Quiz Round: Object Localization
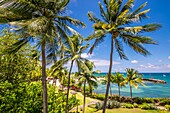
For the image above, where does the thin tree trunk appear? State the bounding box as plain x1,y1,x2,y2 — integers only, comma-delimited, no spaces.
110,85,112,100
42,41,48,113
102,37,114,113
82,80,86,113
66,60,74,113
118,84,120,101
130,85,132,98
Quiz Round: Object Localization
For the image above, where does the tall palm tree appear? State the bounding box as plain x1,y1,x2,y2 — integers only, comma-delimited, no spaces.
86,0,161,112
52,35,90,112
125,68,144,98
50,60,68,87
112,72,125,100
76,60,98,113
0,1,85,112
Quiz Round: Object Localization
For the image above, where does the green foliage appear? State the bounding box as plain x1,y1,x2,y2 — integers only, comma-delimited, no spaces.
165,105,170,111
0,81,78,112
133,103,138,108
159,99,170,106
122,103,134,109
132,97,154,104
107,100,120,109
95,102,104,110
91,94,105,100
139,103,157,110
0,31,41,83
95,100,120,111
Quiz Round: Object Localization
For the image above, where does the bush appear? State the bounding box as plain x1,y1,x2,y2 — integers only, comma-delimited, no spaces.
122,103,134,109
0,81,78,112
133,103,138,108
107,100,120,109
139,103,157,110
95,102,103,110
159,99,170,106
96,94,105,100
165,105,170,110
95,100,120,111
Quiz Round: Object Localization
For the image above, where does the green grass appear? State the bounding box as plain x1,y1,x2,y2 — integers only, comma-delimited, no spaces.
94,108,170,113
71,91,170,113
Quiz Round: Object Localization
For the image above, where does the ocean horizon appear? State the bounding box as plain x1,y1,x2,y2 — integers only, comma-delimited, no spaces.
93,73,170,98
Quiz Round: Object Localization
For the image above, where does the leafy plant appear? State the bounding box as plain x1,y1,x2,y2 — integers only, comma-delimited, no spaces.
122,103,134,109
139,103,157,110
159,99,170,106
165,105,170,111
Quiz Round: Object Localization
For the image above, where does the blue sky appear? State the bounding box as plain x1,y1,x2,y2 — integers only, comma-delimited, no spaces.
67,0,170,72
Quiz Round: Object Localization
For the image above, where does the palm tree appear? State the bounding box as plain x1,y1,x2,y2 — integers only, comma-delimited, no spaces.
112,72,125,100
52,35,90,112
76,60,98,113
125,68,144,98
50,60,68,88
86,0,161,112
0,1,85,112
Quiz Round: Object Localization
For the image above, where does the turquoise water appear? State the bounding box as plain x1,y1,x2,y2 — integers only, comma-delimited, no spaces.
93,73,170,98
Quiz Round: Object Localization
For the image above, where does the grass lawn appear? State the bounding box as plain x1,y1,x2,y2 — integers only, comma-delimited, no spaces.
72,91,170,113
94,108,170,113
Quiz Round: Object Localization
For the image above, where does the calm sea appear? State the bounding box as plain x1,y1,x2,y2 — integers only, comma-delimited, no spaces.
93,73,170,98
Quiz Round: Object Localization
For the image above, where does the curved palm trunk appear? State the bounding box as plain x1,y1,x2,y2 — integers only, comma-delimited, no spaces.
42,41,48,113
66,60,74,113
110,85,112,100
130,85,132,98
82,80,86,113
118,84,120,101
102,38,114,113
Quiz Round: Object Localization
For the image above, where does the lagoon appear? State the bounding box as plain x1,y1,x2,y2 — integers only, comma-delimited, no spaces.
93,73,170,98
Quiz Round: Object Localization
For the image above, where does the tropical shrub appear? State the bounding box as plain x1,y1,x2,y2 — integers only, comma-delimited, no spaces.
122,103,134,109
133,103,138,108
159,99,170,106
107,100,120,109
165,105,170,111
95,102,103,110
95,100,120,110
139,103,157,110
0,81,78,112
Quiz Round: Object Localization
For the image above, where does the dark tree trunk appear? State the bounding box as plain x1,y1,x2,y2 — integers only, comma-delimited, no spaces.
102,37,114,113
42,41,48,113
110,85,112,100
130,85,132,98
66,60,74,113
118,84,120,101
82,80,86,113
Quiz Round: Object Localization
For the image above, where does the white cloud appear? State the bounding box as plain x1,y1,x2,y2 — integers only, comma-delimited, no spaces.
139,63,158,69
168,56,170,59
131,60,138,64
90,59,120,66
81,53,94,58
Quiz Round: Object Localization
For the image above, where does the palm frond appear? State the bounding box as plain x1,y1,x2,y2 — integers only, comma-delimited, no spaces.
115,39,128,60
98,2,109,23
88,35,106,54
88,12,102,23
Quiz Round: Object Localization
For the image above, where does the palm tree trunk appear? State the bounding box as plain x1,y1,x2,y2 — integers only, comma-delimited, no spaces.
82,80,86,113
66,60,74,113
118,84,120,101
110,85,112,100
102,37,114,113
42,41,48,113
130,85,132,98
